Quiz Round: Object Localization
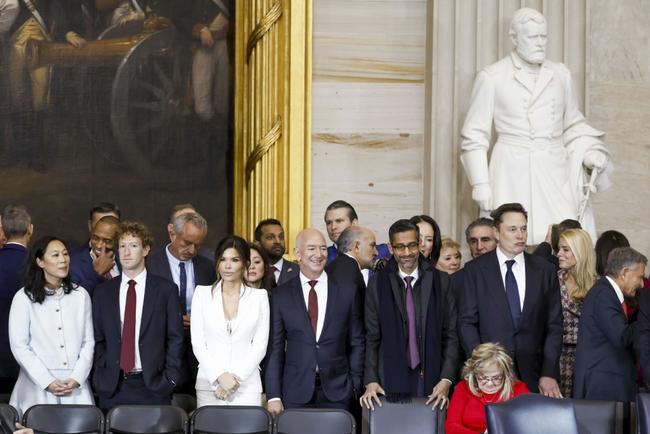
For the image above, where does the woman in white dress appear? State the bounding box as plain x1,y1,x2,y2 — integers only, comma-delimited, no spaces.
9,236,94,417
191,235,270,407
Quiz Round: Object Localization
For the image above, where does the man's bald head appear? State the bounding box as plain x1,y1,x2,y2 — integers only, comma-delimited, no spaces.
294,228,328,279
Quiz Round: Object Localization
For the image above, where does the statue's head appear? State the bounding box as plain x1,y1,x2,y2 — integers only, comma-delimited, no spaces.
509,8,547,64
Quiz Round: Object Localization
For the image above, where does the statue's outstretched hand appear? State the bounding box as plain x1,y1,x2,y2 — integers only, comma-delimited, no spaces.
471,183,492,212
583,150,608,170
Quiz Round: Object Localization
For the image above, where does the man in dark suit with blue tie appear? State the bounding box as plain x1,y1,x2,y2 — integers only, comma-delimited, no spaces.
265,228,364,417
145,211,215,391
254,218,299,285
92,221,184,411
459,202,563,396
574,247,647,401
0,205,32,393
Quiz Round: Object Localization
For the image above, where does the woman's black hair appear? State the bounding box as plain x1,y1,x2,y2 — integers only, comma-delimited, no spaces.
248,243,277,290
214,235,251,281
409,214,443,264
595,230,630,276
24,236,75,304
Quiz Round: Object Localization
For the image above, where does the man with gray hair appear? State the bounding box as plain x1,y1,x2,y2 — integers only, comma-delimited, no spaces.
464,217,497,259
146,211,216,391
573,247,647,401
326,226,378,301
459,7,611,244
0,205,33,393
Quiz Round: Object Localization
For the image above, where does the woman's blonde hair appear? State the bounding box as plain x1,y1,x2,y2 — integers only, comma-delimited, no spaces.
440,237,461,251
463,342,517,401
560,229,596,300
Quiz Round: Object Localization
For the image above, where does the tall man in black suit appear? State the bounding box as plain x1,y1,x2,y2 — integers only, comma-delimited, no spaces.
325,225,378,303
254,218,298,285
459,202,563,396
92,221,184,411
574,247,647,401
265,228,364,416
361,219,459,411
146,211,215,390
0,205,32,393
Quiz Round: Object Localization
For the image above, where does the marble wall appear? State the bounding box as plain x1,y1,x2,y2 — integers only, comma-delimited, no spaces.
311,0,650,258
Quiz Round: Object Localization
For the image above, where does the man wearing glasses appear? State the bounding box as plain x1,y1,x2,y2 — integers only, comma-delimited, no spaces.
361,219,459,410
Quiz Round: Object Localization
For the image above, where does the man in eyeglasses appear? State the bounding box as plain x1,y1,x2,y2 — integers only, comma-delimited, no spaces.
361,219,459,411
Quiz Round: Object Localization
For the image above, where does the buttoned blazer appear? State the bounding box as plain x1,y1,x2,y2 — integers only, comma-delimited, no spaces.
573,277,637,401
0,243,27,378
265,274,364,404
91,273,184,397
363,257,459,387
459,250,563,391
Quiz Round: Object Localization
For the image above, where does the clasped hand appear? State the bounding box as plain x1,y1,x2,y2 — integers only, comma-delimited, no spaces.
47,378,79,396
214,372,240,400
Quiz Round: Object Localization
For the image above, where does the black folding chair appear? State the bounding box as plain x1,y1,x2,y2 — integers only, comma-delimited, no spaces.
571,399,617,434
486,394,580,434
106,405,188,433
172,394,197,415
362,397,443,434
0,404,18,434
22,404,104,434
637,393,650,434
190,405,272,433
276,409,355,434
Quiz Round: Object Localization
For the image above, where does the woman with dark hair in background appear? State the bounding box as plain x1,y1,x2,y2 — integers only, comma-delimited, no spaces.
595,230,630,277
246,244,276,291
191,235,269,407
8,236,94,417
410,214,442,264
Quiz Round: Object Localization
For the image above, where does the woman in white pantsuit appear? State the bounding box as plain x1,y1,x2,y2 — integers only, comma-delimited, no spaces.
9,236,94,417
191,235,269,407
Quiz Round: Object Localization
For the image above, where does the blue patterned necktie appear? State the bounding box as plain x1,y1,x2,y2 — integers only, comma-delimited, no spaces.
505,259,521,328
179,262,187,315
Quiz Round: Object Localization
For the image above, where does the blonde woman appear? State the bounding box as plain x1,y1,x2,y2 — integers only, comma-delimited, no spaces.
436,238,462,274
446,343,529,434
556,228,596,398
191,236,269,407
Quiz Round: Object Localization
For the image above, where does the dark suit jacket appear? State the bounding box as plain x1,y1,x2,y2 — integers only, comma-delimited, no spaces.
532,242,559,269
145,247,216,290
573,277,637,401
0,243,27,378
265,274,365,405
364,257,459,387
326,243,391,266
325,253,366,304
459,250,562,391
277,259,299,286
92,272,185,398
69,246,120,297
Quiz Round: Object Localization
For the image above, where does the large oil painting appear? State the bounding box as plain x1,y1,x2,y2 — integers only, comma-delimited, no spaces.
0,0,233,247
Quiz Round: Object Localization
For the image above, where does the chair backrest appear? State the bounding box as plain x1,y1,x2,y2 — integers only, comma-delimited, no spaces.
22,404,104,434
362,397,443,434
276,409,355,434
486,394,580,434
172,394,197,415
106,405,188,434
637,394,650,434
571,399,617,434
0,404,18,434
190,405,272,434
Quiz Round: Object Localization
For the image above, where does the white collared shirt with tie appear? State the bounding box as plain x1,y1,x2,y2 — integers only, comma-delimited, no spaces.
495,247,526,310
300,272,328,341
119,269,147,371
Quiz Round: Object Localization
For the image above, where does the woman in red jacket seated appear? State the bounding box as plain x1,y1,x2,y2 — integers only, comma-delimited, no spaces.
446,343,529,434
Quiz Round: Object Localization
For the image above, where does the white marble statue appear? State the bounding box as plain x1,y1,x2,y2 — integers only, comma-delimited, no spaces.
459,7,612,244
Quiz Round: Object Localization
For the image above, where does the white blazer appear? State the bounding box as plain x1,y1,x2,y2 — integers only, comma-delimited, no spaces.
191,282,269,395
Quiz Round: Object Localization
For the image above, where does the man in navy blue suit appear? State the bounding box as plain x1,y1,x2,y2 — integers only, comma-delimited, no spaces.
459,203,563,396
574,247,647,401
265,228,364,416
92,221,184,411
70,215,121,296
0,205,32,393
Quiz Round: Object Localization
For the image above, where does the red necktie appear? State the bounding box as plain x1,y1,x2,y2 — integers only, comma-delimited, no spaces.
622,300,629,318
271,266,279,285
120,279,137,373
308,280,318,336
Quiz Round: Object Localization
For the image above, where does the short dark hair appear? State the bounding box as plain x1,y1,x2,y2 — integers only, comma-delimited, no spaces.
389,219,420,244
254,218,283,242
117,221,153,248
95,215,120,229
89,202,121,220
214,235,251,279
1,205,31,238
490,203,527,228
325,200,358,222
464,217,495,242
595,230,630,276
24,236,75,304
410,214,442,263
605,247,647,278
551,219,582,252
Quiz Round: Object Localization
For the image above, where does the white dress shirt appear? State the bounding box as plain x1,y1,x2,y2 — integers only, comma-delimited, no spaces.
119,270,147,371
165,245,196,313
496,247,526,310
300,272,328,342
606,276,625,304
398,267,420,287
345,252,370,286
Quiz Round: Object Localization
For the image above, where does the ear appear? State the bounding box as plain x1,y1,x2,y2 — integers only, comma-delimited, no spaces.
167,224,175,241
27,224,34,236
87,220,93,234
142,245,151,257
351,218,359,226
36,257,45,269
388,243,394,255
293,246,301,261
